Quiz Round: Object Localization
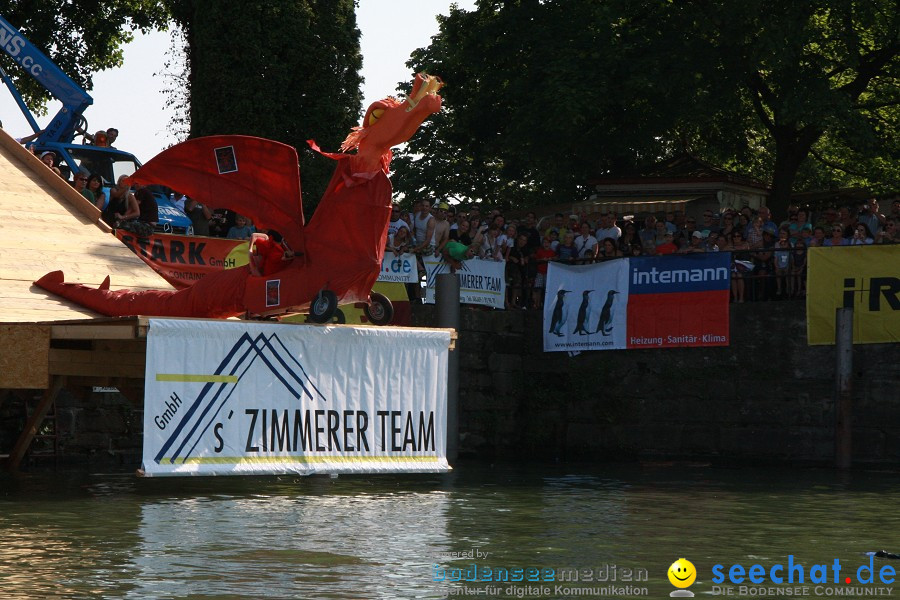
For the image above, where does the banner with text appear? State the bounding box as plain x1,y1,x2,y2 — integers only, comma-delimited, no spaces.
377,252,419,283
142,319,450,476
807,245,900,345
543,253,731,352
423,257,506,309
116,231,246,288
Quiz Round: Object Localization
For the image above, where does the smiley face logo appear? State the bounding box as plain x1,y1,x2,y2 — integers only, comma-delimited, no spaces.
668,558,696,588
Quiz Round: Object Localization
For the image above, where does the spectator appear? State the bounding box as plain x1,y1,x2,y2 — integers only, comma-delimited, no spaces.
442,240,478,270
815,206,840,230
719,211,738,239
595,212,621,242
754,227,777,300
519,212,542,250
618,221,639,252
653,220,668,247
433,202,452,258
758,206,777,232
106,127,119,148
628,243,644,257
412,199,436,255
664,211,678,233
171,192,187,212
700,209,719,235
573,222,599,260
480,223,504,260
599,237,623,258
705,230,723,252
452,219,473,245
85,174,106,208
185,197,212,236
774,233,792,298
99,175,139,228
730,230,752,303
117,187,158,237
639,215,657,247
680,231,706,253
532,236,556,308
40,151,56,168
388,222,414,255
851,223,874,245
878,219,899,244
810,226,826,247
837,206,856,237
656,231,678,255
543,213,568,240
548,229,560,251
858,200,885,236
889,198,900,222
506,233,531,309
71,172,93,203
501,224,518,260
227,214,255,240
824,225,848,246
556,232,578,264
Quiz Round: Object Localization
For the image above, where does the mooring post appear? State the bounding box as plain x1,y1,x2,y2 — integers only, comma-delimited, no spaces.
436,273,460,463
835,307,853,470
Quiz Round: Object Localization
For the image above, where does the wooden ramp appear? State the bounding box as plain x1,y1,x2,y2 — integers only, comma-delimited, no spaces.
0,129,172,324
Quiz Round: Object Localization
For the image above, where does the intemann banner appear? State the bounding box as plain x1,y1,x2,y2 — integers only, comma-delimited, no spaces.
142,319,451,476
423,257,505,309
807,245,900,345
544,253,731,352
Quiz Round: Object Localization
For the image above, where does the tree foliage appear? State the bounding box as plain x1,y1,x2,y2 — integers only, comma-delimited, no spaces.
167,0,362,216
0,1,169,114
394,0,900,215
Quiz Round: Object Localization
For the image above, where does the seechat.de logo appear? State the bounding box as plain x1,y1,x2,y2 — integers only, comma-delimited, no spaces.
668,558,697,597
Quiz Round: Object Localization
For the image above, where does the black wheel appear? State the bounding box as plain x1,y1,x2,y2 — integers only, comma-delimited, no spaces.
364,292,394,325
308,289,338,323
332,308,346,324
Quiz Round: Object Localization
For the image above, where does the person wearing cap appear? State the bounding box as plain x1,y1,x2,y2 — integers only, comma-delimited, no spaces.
442,239,477,270
40,151,56,168
679,230,707,253
432,201,451,258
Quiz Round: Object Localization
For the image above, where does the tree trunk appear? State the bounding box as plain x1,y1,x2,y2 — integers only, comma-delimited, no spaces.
767,127,822,218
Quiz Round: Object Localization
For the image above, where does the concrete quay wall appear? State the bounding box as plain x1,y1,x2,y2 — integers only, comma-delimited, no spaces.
414,300,900,465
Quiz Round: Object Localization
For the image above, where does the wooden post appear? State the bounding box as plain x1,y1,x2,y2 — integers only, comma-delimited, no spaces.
835,308,853,470
5,375,66,471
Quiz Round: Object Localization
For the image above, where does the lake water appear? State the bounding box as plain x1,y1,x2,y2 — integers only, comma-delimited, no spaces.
1,462,899,599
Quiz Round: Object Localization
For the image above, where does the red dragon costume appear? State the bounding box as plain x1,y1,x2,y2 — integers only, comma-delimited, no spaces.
35,73,443,320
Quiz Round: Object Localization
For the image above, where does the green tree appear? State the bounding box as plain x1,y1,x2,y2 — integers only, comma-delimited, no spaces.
0,1,169,114
167,0,362,216
394,0,900,215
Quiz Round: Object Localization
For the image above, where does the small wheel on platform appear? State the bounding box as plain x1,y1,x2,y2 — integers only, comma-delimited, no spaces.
332,308,346,324
364,292,393,325
308,289,338,323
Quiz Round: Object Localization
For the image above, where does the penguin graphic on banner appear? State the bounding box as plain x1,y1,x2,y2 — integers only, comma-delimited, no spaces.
573,290,593,335
596,290,619,336
549,290,570,336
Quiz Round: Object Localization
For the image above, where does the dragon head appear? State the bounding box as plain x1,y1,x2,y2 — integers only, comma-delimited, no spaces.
341,72,443,172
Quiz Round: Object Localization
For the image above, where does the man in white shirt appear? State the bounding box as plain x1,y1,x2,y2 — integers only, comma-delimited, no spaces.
388,202,410,238
594,212,622,242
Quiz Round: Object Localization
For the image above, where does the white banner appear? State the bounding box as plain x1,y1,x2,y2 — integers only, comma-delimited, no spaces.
423,257,506,309
142,319,450,476
377,252,419,283
543,261,629,352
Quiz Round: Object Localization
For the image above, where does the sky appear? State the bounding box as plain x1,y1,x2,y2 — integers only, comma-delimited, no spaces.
0,0,475,163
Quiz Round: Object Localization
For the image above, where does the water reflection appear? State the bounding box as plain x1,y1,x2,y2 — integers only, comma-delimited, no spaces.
0,464,899,599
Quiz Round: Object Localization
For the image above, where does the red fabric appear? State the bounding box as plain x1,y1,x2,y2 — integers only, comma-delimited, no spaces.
128,136,306,254
253,237,288,276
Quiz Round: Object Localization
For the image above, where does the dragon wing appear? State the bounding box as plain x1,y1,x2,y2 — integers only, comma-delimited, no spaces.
129,135,305,251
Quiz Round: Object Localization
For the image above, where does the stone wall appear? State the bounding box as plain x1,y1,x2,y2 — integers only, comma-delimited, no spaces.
414,300,900,465
2,300,896,468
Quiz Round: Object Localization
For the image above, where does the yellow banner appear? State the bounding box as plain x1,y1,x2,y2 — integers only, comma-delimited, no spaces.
807,245,900,345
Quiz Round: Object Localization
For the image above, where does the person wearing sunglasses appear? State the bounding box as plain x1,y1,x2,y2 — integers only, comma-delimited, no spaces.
824,225,849,246
71,172,94,203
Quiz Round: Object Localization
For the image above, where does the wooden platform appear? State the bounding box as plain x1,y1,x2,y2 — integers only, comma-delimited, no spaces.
0,129,173,324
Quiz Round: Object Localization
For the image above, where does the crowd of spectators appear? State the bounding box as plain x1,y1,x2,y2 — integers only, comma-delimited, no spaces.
386,198,900,309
